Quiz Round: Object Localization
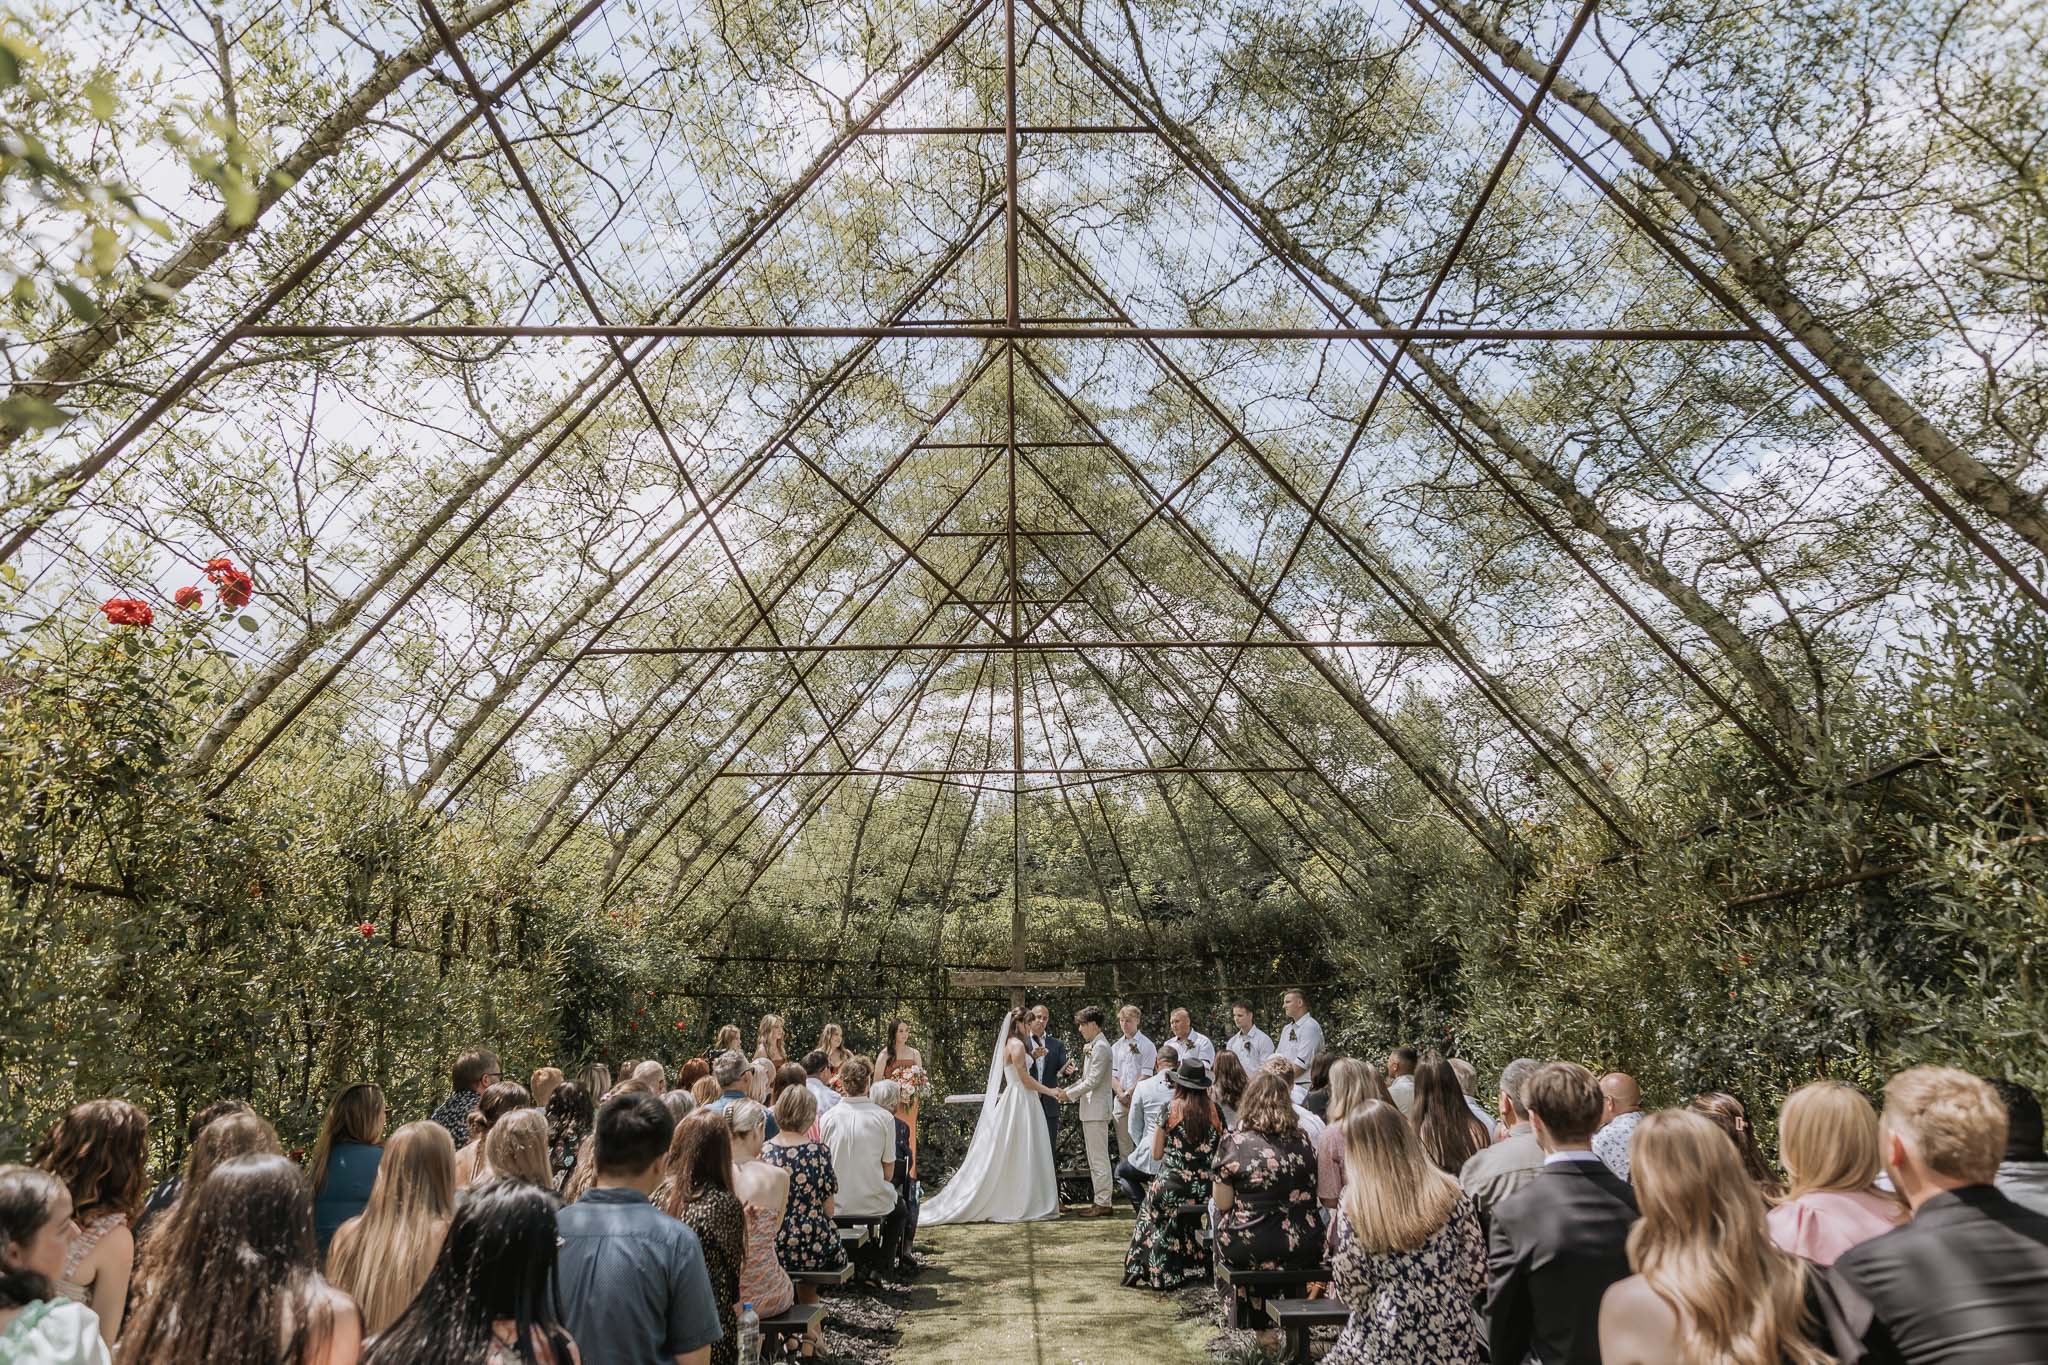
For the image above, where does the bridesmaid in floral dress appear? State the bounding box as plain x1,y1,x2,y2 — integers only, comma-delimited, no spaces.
1122,1060,1221,1290
877,1019,925,1174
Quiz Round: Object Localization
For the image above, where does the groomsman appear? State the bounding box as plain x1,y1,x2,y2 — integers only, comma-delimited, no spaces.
1225,999,1274,1073
1276,988,1324,1102
1166,1008,1216,1069
1110,1005,1156,1161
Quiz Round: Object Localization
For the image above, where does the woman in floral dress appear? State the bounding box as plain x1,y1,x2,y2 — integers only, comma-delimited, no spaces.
762,1086,847,1274
659,1112,747,1365
1324,1102,1485,1364
1122,1059,1221,1290
1213,1071,1324,1331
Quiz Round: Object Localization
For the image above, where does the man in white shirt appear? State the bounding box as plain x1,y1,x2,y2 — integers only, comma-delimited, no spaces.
802,1049,841,1119
1224,999,1274,1074
1275,989,1324,1102
1166,1008,1216,1070
1110,1005,1157,1162
1115,1044,1180,1208
817,1056,900,1280
1387,1045,1418,1114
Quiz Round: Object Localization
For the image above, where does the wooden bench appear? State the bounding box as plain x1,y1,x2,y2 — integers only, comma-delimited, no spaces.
1270,1296,1349,1361
1215,1262,1331,1331
788,1262,855,1287
832,1213,884,1248
757,1301,824,1357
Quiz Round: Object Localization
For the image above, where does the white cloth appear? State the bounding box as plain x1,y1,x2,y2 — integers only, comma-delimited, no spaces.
819,1094,897,1217
805,1076,841,1118
1292,1104,1325,1145
1112,1031,1157,1096
1593,1109,1643,1182
1125,1070,1175,1175
919,1018,1058,1226
1226,1026,1274,1072
1167,1029,1216,1069
1069,1035,1113,1121
1275,1013,1323,1073
1388,1073,1415,1114
1464,1093,1495,1137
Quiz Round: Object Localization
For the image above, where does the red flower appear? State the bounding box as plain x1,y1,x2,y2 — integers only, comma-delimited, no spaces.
173,585,203,609
358,922,375,938
675,1020,687,1031
99,597,153,626
217,569,253,609
203,556,235,578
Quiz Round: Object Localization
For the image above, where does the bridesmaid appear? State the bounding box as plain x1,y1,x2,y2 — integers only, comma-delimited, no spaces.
877,1018,924,1174
813,1025,849,1082
753,1016,787,1069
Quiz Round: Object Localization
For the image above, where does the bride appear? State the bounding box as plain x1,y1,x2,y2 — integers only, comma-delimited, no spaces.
919,1007,1061,1225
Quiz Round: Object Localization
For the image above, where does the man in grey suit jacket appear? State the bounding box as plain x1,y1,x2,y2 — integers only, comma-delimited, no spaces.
1059,1006,1116,1215
1461,1057,1545,1232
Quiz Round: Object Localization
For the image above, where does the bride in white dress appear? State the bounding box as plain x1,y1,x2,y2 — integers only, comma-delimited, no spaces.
920,1007,1062,1225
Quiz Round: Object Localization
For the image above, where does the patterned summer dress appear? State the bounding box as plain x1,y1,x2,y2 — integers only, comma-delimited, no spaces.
739,1198,794,1318
1121,1115,1218,1290
54,1214,124,1307
678,1187,747,1365
1212,1128,1323,1272
762,1140,848,1273
1323,1195,1486,1364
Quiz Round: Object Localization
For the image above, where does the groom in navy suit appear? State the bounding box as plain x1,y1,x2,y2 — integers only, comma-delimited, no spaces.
1026,1004,1068,1157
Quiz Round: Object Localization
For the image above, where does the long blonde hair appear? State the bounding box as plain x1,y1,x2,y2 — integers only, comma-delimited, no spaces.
1326,1058,1389,1125
1628,1109,1831,1365
1339,1102,1461,1252
755,1014,786,1064
307,1083,384,1195
478,1108,551,1187
327,1121,455,1335
1778,1081,1895,1205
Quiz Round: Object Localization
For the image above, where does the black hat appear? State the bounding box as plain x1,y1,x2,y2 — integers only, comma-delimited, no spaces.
1172,1059,1213,1090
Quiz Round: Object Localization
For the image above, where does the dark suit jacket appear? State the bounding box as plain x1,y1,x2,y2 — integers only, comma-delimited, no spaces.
1486,1157,1639,1365
1032,1033,1068,1136
1827,1185,2048,1364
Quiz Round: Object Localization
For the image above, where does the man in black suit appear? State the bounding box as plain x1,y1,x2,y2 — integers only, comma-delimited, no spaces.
1026,1003,1068,1157
1827,1066,2048,1364
1485,1061,1638,1365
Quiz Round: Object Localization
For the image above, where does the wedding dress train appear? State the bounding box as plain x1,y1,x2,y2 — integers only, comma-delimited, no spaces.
919,1016,1060,1225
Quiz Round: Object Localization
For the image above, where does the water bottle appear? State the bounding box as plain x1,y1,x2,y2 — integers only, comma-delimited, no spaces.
736,1301,762,1365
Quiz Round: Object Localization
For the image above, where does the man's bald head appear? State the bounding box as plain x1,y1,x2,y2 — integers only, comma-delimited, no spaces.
1600,1071,1641,1116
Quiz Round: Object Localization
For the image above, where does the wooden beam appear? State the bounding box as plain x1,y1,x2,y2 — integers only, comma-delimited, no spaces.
949,969,1088,991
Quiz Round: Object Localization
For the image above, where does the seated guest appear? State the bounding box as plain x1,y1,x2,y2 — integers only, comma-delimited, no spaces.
309,1082,385,1254
769,1063,807,1108
1302,1051,1338,1120
1828,1066,2048,1364
531,1068,565,1109
1386,1046,1419,1114
690,1076,722,1108
1411,1052,1490,1175
818,1057,902,1283
661,1091,697,1125
872,1079,920,1275
0,1165,113,1365
33,1099,148,1346
575,1063,613,1101
546,1082,595,1194
118,1154,361,1365
633,1060,669,1093
1689,1091,1782,1196
1122,1059,1220,1290
1485,1061,1639,1365
675,1058,712,1093
1212,1050,1248,1128
801,1051,842,1120
328,1121,455,1336
1261,1057,1325,1143
1592,1072,1643,1182
1449,1059,1498,1137
430,1050,502,1148
1767,1080,1904,1264
130,1111,282,1301
1460,1058,1544,1228
1599,1109,1831,1365
1319,1059,1389,1209
659,1114,746,1365
364,1179,579,1364
1323,1103,1485,1364
136,1100,249,1236
1213,1072,1323,1334
726,1100,794,1321
1115,1046,1180,1209
763,1084,847,1340
479,1108,551,1187
1993,1079,2048,1217
551,1092,718,1365
705,1052,779,1138
454,1081,531,1186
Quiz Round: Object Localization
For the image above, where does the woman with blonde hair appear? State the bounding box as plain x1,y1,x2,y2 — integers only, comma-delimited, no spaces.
477,1108,552,1187
1323,1101,1484,1363
1599,1109,1832,1365
453,1081,530,1185
308,1082,385,1255
814,1023,849,1077
328,1120,457,1336
754,1015,788,1068
1319,1059,1390,1209
1767,1081,1903,1264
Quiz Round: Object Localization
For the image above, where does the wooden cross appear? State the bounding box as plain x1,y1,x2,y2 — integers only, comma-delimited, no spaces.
950,968,1086,1007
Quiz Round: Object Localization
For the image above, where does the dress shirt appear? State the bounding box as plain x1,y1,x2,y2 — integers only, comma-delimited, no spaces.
1275,1013,1323,1074
1167,1029,1216,1069
1591,1109,1642,1182
1126,1071,1175,1175
806,1076,841,1118
818,1094,898,1217
1112,1031,1157,1101
1388,1073,1415,1114
1292,1103,1325,1145
1226,1026,1275,1072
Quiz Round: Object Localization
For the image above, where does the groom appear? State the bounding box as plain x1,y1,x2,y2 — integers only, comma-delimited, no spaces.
1026,1004,1067,1156
1057,1006,1115,1215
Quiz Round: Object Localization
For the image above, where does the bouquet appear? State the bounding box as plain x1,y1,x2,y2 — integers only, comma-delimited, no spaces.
897,1063,931,1102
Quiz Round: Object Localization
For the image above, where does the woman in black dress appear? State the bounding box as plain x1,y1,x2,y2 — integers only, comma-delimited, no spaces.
1122,1060,1221,1290
1213,1071,1323,1334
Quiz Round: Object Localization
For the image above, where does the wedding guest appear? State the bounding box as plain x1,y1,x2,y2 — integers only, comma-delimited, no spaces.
801,1051,842,1121
1599,1109,1831,1365
1460,1058,1544,1227
1319,1059,1390,1209
1411,1052,1490,1176
136,1099,249,1236
478,1108,551,1187
675,1058,711,1093
1828,1066,2048,1364
662,1091,698,1124
327,1121,455,1336
1302,1051,1339,1120
1448,1058,1498,1136
1386,1046,1419,1114
690,1077,722,1107
1275,990,1325,1095
706,1052,779,1137
454,1081,531,1185
0,1165,112,1365
726,1100,795,1319
871,1080,921,1274
130,1111,283,1302
1165,1007,1216,1069
1323,1103,1486,1364
1122,1059,1221,1291
814,1024,849,1076
818,1057,901,1283
430,1050,502,1148
634,1060,669,1093
117,1153,361,1365
711,1025,743,1060
1690,1091,1782,1196
546,1082,595,1194
763,1084,849,1279
1212,1050,1248,1128
1261,1056,1326,1143
1116,1045,1180,1209
878,1018,926,1170
531,1068,565,1109
550,1093,719,1365
1225,1000,1275,1074
754,1015,788,1068
1110,1006,1157,1162
364,1178,579,1365
308,1083,385,1254
33,1099,147,1345
1592,1072,1644,1182
1767,1080,1904,1263
1992,1079,2048,1216
575,1063,613,1101
1484,1062,1638,1365
1213,1072,1322,1332
660,1113,745,1365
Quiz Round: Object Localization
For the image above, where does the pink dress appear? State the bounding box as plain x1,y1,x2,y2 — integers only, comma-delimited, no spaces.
739,1199,794,1317
1767,1188,1903,1264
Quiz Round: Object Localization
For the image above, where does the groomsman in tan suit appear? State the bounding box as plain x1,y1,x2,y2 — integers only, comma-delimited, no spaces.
1060,1006,1116,1216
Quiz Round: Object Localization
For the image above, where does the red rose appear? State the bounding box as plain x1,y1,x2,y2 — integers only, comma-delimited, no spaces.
173,585,203,609
358,921,375,938
203,556,235,578
99,597,154,626
217,569,253,609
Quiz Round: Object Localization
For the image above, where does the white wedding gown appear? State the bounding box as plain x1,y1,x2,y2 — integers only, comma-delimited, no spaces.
919,1020,1059,1225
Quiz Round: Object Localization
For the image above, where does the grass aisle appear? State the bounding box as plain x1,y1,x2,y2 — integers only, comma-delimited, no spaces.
893,1215,1214,1364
